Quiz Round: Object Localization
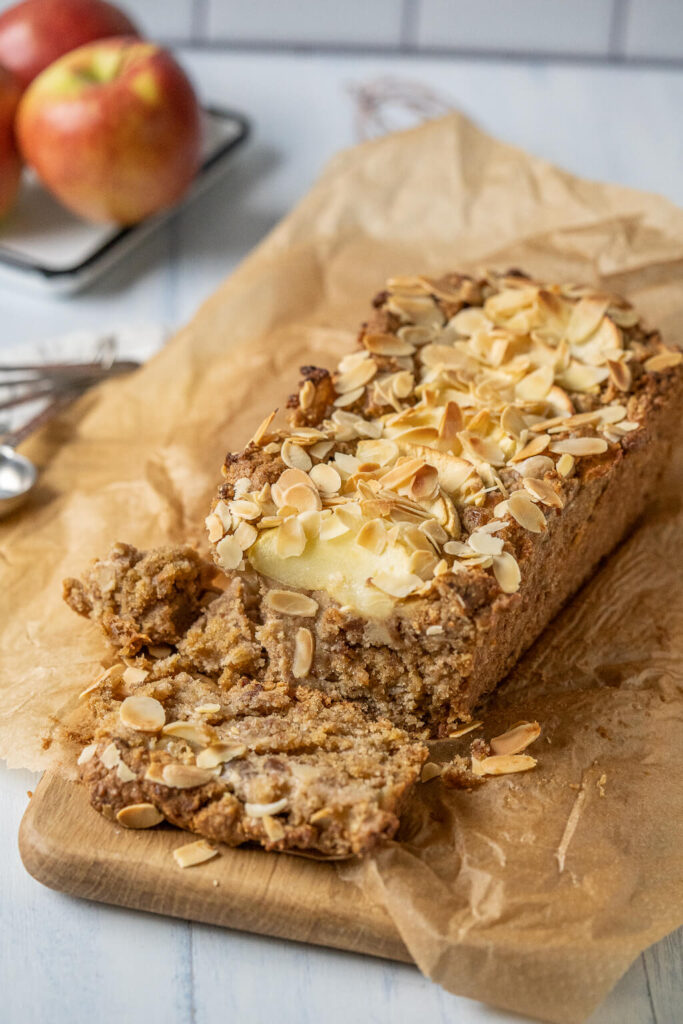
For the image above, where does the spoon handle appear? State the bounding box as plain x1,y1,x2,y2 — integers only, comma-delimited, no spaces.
1,389,81,449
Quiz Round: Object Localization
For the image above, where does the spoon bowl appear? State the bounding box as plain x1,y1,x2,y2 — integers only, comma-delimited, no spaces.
0,444,37,518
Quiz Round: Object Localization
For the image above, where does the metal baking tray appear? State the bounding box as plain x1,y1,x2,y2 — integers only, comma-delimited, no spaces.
0,106,250,295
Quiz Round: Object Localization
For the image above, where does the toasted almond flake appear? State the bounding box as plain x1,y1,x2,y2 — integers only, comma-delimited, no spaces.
234,521,258,551
409,549,439,578
195,703,221,715
335,358,377,394
310,807,334,824
120,695,165,733
438,401,464,439
379,457,425,491
500,404,528,438
262,814,286,841
117,803,164,829
205,513,225,543
250,409,277,446
515,366,554,402
392,370,415,398
229,498,261,521
117,761,137,783
280,483,322,513
333,385,366,408
213,500,233,531
509,434,550,462
556,453,575,477
559,362,609,392
409,464,440,501
449,306,491,335
492,552,521,594
425,624,444,636
468,530,504,555
275,516,307,558
77,743,97,766
356,439,398,466
364,332,415,356
507,490,547,533
162,721,213,746
299,379,316,410
162,763,216,789
607,359,632,391
216,534,243,571
265,590,319,617
173,839,219,868
421,762,443,782
371,569,423,598
448,721,483,739
196,742,247,768
309,463,341,494
79,662,125,699
550,437,608,457
148,644,173,659
122,665,149,687
319,514,350,540
645,349,683,372
523,477,564,508
281,438,313,472
459,431,506,467
309,439,334,460
491,721,541,755
566,296,609,343
356,518,387,555
245,798,288,817
292,627,314,678
234,477,252,498
515,455,555,479
333,451,361,476
471,753,537,776
100,742,121,769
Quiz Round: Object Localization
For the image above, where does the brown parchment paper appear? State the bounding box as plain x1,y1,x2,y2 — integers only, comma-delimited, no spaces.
1,111,683,1022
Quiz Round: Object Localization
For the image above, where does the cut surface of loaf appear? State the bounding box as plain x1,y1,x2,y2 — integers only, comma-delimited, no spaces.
65,544,427,858
208,270,683,735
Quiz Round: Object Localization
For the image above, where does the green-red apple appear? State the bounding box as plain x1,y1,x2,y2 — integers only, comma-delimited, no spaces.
0,0,139,90
0,64,22,216
17,37,202,224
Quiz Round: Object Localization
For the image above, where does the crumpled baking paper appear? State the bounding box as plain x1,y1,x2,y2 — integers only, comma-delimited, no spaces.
1,111,682,1023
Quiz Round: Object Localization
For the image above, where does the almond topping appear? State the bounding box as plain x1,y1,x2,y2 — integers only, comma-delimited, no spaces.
117,803,164,829
356,518,387,555
77,743,98,765
234,521,258,550
421,762,443,782
281,439,312,472
162,763,216,789
468,530,504,555
262,815,286,842
492,552,521,594
162,721,213,746
245,798,288,817
196,743,247,768
122,665,148,686
276,516,307,558
265,590,319,616
173,839,219,868
509,434,550,462
117,762,137,783
491,721,541,755
556,453,575,477
249,410,277,446
644,350,682,372
120,695,165,733
506,491,547,533
292,627,314,678
308,463,341,494
216,534,243,571
371,569,423,598
205,513,225,543
448,721,483,739
523,478,564,508
364,332,415,357
281,483,322,513
471,753,537,776
100,742,121,769
550,437,608,457
607,359,632,391
299,379,316,410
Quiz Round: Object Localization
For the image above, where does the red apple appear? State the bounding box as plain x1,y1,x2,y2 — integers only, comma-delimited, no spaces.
0,65,22,216
0,0,139,90
17,38,202,224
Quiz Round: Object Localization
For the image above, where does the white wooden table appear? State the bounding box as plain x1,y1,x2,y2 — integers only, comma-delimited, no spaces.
1,50,681,1024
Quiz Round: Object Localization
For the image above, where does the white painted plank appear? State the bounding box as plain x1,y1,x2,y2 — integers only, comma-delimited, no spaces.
205,0,404,47
643,929,683,1024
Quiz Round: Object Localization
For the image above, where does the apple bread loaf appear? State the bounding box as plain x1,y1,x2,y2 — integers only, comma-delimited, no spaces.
208,270,683,736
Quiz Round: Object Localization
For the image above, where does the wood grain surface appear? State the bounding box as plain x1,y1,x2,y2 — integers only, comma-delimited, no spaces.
19,771,411,964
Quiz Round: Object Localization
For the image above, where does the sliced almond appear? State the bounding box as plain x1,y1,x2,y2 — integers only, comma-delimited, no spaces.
77,743,98,766
262,814,286,842
506,491,547,533
468,531,504,555
205,513,225,543
523,477,564,508
265,590,318,617
249,409,277,446
515,366,554,402
292,627,314,679
491,721,541,755
515,455,555,479
162,763,216,789
195,703,221,715
281,482,322,513
509,434,550,462
162,721,213,746
122,665,148,687
356,518,387,555
371,569,423,598
438,401,464,439
566,296,609,343
216,534,243,571
229,498,261,520
117,803,164,829
421,762,443,782
550,437,608,457
299,379,316,410
644,350,682,372
100,742,122,769
471,753,537,776
309,439,335,460
308,463,341,494
335,358,377,394
245,798,288,817
492,551,521,594
173,839,219,868
276,516,307,558
120,695,165,733
448,721,483,739
409,464,440,501
364,332,415,357
281,438,313,472
556,453,575,477
234,521,258,550
117,761,137,783
196,742,247,768
607,359,632,391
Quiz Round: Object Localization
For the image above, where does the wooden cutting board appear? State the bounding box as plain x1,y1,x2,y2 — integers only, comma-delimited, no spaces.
19,771,411,963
